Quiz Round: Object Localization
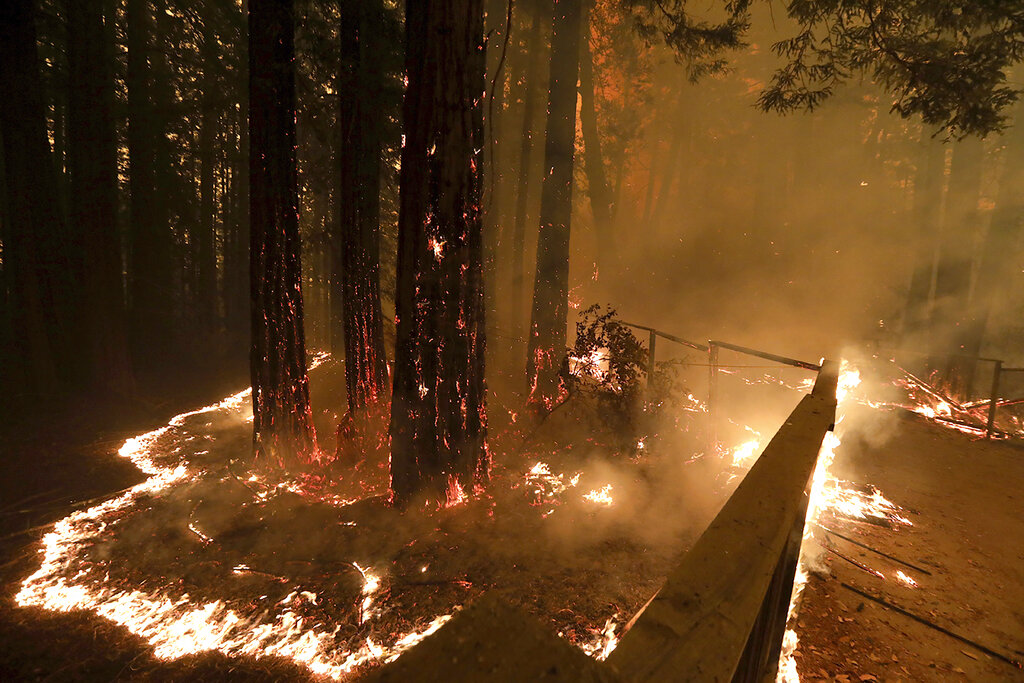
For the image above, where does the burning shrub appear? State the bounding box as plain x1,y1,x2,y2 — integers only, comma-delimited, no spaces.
565,305,695,455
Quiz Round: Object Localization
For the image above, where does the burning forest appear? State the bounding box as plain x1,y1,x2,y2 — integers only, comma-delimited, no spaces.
3,0,1024,681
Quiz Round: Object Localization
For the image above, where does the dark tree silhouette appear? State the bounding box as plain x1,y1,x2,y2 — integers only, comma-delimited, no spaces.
336,0,389,414
126,0,174,359
390,0,488,506
249,0,319,468
526,0,583,410
67,0,134,396
0,0,72,395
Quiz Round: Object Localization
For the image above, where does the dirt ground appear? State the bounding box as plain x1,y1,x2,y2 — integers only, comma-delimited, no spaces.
794,404,1024,682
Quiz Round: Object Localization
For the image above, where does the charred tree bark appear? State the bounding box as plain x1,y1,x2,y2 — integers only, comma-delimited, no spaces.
578,5,615,274
126,0,173,360
0,0,69,395
526,0,582,409
249,0,319,468
336,0,389,413
390,0,488,506
509,2,547,338
67,0,134,396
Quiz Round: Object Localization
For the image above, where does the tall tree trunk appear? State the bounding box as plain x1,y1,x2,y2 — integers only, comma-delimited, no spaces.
337,0,389,413
931,138,984,393
226,96,250,349
578,5,615,273
0,0,69,395
126,0,173,360
67,0,134,396
197,6,219,334
482,0,510,321
390,0,488,506
955,104,1024,363
526,0,582,409
509,2,546,338
249,0,319,468
901,134,946,347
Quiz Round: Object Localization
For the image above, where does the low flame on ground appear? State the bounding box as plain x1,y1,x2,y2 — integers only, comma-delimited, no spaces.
15,358,462,680
894,570,918,588
577,617,619,661
582,485,614,506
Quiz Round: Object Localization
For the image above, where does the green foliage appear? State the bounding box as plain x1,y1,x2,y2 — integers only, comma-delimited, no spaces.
565,305,697,455
623,0,751,82
760,1,1024,138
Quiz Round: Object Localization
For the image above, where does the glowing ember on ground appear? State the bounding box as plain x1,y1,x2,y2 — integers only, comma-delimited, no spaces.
894,570,918,588
582,485,614,506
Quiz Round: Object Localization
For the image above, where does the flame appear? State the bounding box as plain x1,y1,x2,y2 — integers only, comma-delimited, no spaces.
731,439,761,467
16,370,459,680
582,485,614,506
578,616,619,661
894,570,918,588
568,347,611,383
523,462,581,507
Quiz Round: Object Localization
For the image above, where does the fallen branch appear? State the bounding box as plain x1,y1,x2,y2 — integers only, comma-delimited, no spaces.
817,541,885,579
891,362,973,417
813,523,932,575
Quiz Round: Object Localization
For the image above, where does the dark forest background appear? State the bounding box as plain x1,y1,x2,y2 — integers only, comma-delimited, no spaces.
3,0,1023,419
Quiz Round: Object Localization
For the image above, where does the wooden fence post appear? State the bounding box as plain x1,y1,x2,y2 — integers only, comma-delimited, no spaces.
986,360,1002,439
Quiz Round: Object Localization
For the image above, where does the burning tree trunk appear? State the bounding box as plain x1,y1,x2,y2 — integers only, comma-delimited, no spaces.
390,0,488,506
0,0,70,394
248,0,319,467
526,0,583,409
336,0,389,413
67,0,135,396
